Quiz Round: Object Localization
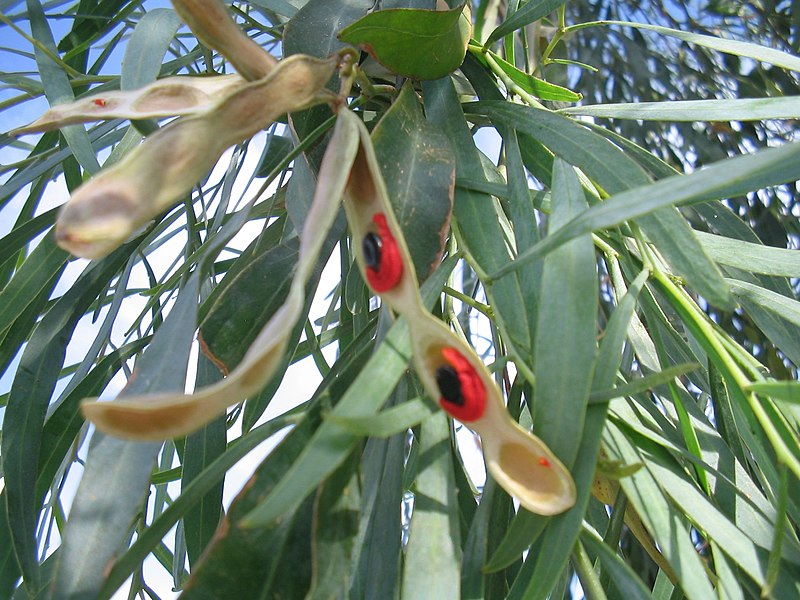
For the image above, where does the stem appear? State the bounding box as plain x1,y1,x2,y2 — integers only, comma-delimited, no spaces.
573,538,608,600
442,285,493,318
480,49,546,109
651,267,800,480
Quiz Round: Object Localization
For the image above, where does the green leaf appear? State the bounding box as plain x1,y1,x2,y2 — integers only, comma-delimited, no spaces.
423,77,535,360
50,271,200,599
283,0,374,58
372,82,455,281
255,133,294,178
637,208,733,309
533,158,597,468
487,50,582,101
560,97,800,121
589,363,701,405
580,526,651,600
181,355,226,568
325,397,435,436
747,381,800,404
1,241,131,591
338,4,471,79
696,231,800,277
488,139,800,280
307,454,361,599
349,396,405,599
98,409,305,598
486,0,566,45
603,420,717,599
638,433,800,596
727,278,800,366
606,20,800,73
199,240,298,372
179,411,324,599
25,0,100,174
120,8,181,91
0,234,68,340
401,413,461,600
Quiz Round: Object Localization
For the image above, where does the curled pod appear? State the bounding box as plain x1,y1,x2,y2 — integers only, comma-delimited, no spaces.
363,213,403,292
435,346,486,422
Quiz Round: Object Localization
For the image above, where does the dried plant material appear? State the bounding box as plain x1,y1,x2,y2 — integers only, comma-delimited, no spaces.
10,75,245,136
56,53,338,259
172,0,277,81
81,104,360,440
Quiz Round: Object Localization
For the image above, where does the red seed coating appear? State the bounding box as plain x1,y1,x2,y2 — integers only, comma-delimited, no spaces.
438,347,486,422
93,99,107,107
365,213,403,292
538,457,551,467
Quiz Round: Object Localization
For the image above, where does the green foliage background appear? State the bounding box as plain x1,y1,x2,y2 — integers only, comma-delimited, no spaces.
1,0,799,598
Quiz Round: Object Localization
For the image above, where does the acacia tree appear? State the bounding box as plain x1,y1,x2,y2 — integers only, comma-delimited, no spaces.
1,1,799,598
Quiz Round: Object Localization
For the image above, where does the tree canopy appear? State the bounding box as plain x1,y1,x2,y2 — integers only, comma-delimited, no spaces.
1,1,799,598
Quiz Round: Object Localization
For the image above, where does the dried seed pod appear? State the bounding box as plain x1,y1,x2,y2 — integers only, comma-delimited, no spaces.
10,75,244,136
80,101,361,440
56,54,338,259
172,0,276,81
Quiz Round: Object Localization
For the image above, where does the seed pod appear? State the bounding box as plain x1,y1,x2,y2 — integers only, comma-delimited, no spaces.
56,54,338,259
11,75,245,136
172,0,276,81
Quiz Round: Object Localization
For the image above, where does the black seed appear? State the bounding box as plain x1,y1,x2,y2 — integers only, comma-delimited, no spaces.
436,365,463,406
362,232,382,270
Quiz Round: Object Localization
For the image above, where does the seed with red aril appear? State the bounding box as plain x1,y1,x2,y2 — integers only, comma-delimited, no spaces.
93,99,107,107
435,347,486,422
363,213,403,292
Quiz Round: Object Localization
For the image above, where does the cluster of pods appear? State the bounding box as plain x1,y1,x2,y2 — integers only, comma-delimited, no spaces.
13,0,577,516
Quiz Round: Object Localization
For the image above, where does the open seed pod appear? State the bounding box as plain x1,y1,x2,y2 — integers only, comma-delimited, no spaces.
410,315,576,515
341,110,422,313
341,108,576,515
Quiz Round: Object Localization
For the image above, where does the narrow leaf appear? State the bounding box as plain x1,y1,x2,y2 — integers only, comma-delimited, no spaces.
401,413,461,600
490,140,800,280
560,97,800,121
324,397,435,436
696,231,800,278
607,20,800,73
533,158,596,468
486,0,566,45
120,8,181,91
488,50,581,101
746,381,800,404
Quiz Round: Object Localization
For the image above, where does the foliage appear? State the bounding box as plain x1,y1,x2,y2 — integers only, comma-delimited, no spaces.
1,0,799,598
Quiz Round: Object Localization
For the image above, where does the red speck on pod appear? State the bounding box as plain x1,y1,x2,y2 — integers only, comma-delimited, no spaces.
93,99,107,107
436,347,486,422
364,213,403,292
538,457,551,467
